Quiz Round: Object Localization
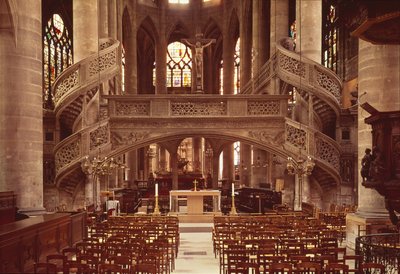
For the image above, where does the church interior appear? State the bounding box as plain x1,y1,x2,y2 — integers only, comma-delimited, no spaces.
0,0,399,273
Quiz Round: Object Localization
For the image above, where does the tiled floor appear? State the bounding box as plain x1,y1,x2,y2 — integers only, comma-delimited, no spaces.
173,223,219,274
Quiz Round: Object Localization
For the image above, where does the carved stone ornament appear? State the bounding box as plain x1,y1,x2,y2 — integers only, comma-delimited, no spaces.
248,130,285,147
111,131,149,148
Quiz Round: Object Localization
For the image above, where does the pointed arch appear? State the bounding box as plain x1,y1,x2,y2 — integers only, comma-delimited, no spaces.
203,18,223,94
227,8,240,42
0,0,18,44
137,16,157,94
166,20,190,43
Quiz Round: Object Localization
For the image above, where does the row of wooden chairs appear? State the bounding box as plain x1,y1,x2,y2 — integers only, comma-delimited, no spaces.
34,215,179,274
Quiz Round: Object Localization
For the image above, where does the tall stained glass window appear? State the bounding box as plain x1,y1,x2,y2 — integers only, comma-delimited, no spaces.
219,38,240,95
122,46,126,94
234,38,240,94
43,14,72,109
166,41,192,88
322,2,338,73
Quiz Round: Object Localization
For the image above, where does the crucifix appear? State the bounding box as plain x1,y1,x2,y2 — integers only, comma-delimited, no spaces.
193,179,198,191
182,33,215,93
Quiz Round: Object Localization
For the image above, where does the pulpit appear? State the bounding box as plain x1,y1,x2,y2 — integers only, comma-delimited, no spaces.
169,190,221,214
360,103,400,226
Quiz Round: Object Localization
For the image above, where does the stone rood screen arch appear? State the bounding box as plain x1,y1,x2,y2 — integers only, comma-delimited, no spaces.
182,33,215,93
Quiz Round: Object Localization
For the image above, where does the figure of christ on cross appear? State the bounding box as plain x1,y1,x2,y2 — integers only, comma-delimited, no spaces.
181,33,215,93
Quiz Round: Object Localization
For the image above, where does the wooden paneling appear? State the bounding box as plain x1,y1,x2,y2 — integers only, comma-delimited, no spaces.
0,212,86,273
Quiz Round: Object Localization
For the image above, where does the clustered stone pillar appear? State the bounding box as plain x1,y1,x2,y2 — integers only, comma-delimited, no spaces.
252,0,270,79
239,1,252,90
269,0,288,94
0,1,44,214
346,40,400,249
73,0,99,63
155,0,167,94
108,0,118,39
296,0,321,63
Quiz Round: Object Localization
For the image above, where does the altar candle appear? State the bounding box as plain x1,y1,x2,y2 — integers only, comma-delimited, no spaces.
232,183,234,196
155,183,158,197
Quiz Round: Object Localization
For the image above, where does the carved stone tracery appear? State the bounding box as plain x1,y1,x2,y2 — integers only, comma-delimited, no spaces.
316,137,340,171
171,102,227,116
55,139,81,172
315,68,341,103
248,100,280,115
285,123,306,150
111,131,149,149
279,52,306,78
115,102,150,116
54,70,79,104
89,50,117,77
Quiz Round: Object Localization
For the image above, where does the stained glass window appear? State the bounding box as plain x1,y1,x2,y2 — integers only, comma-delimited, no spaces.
234,38,240,94
234,141,240,166
169,0,189,3
122,46,126,94
166,42,192,88
322,2,338,73
43,14,72,109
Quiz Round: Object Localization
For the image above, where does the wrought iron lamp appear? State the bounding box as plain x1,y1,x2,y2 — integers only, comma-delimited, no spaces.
81,138,126,210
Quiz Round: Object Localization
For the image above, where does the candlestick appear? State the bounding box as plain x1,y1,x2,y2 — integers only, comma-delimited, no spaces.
232,183,235,196
155,183,158,197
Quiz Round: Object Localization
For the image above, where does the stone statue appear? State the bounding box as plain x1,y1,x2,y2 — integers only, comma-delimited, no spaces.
361,148,373,182
182,34,215,93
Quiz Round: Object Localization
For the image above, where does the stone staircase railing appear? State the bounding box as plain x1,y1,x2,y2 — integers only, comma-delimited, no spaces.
52,38,120,113
284,118,341,186
53,38,120,190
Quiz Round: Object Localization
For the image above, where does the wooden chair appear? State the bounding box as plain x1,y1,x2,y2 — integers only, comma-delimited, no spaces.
360,262,386,274
295,261,322,274
98,263,128,274
46,254,67,273
109,255,133,273
325,263,349,274
62,247,80,262
134,263,157,274
343,255,363,273
63,261,91,274
34,262,57,274
269,262,293,274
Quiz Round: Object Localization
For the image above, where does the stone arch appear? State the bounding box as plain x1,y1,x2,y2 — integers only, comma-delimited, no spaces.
137,16,158,94
166,20,191,43
0,0,18,45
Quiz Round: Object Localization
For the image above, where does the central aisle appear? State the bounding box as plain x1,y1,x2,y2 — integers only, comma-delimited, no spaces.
173,223,219,274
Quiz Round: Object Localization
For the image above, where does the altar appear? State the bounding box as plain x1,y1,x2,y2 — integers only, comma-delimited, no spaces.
169,190,221,214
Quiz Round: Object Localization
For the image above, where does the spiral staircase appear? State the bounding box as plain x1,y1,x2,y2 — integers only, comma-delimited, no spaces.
52,36,342,209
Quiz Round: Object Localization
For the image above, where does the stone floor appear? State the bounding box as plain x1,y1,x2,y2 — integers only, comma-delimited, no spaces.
173,223,219,274
172,222,354,274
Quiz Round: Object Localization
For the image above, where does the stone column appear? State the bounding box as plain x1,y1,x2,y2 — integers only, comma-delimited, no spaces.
223,145,234,183
170,152,179,190
240,1,252,90
155,0,167,94
124,3,137,95
159,147,167,172
74,0,99,62
222,1,235,95
99,0,109,38
84,175,94,206
212,154,220,189
252,0,270,77
192,137,201,172
240,144,252,186
0,1,44,214
270,0,289,56
270,0,289,94
346,40,400,249
108,0,118,39
296,0,321,63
